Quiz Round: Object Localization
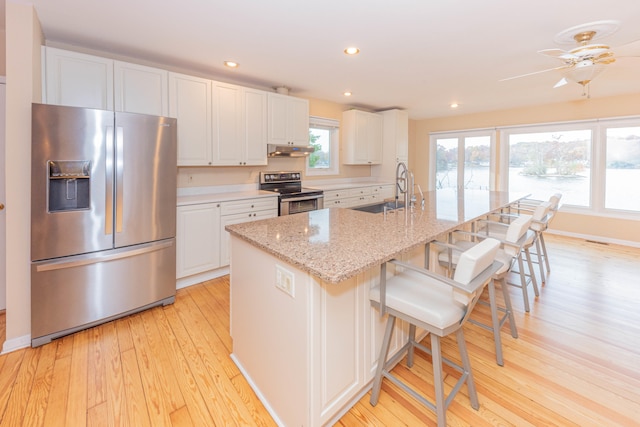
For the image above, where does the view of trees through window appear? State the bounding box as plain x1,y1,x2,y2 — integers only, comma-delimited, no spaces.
307,117,339,176
308,128,329,168
507,130,591,206
434,119,640,215
435,135,491,190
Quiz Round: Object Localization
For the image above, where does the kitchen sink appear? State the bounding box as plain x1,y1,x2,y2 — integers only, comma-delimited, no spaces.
352,201,405,214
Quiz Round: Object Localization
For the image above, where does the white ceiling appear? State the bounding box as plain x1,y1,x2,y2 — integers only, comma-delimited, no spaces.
29,0,640,120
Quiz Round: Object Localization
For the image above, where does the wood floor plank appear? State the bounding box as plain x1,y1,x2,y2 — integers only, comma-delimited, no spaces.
42,350,72,427
0,349,25,421
161,304,237,425
0,348,39,426
172,292,260,426
120,347,152,427
101,321,129,427
138,309,186,413
65,330,89,427
21,341,56,426
128,312,174,426
151,307,216,427
86,326,106,409
0,235,636,426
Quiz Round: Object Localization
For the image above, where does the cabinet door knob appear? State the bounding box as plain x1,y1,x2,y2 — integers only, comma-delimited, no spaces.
0,203,4,210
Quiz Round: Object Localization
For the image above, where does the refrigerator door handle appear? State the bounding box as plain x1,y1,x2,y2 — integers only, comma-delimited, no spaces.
115,126,124,234
105,126,114,236
35,240,174,273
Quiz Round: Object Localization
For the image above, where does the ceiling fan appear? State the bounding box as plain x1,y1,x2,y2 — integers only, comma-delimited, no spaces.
501,20,636,94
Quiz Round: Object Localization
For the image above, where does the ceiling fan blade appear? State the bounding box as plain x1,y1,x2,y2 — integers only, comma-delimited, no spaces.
499,65,571,82
538,49,576,60
554,77,568,88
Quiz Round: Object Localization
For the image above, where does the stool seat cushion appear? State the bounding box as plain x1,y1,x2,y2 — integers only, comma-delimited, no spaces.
370,269,466,330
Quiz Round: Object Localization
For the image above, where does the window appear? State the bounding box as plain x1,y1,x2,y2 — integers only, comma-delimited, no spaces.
605,126,640,211
503,126,593,207
306,116,339,176
431,131,494,190
500,117,640,216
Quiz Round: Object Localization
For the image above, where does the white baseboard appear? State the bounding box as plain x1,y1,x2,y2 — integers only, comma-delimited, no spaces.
176,266,230,290
2,334,31,354
230,353,286,427
547,229,640,249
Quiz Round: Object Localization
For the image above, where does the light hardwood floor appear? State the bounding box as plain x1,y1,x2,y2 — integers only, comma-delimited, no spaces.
0,234,638,426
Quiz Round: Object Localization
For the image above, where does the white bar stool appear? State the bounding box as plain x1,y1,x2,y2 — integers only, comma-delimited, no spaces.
369,238,502,427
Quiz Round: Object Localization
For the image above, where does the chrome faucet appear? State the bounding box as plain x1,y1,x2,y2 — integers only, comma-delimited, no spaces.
415,183,425,211
395,162,410,209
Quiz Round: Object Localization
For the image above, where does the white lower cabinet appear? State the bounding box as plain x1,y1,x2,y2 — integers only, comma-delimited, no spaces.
176,196,277,280
220,206,277,266
323,184,395,209
176,203,221,279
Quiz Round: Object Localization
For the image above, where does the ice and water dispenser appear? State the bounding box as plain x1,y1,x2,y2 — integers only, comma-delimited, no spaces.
47,160,91,212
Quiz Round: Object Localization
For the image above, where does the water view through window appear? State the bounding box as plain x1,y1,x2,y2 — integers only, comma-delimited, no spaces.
435,135,491,190
508,130,591,206
605,127,640,212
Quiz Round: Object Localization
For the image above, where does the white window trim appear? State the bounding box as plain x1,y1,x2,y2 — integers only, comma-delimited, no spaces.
499,116,640,217
306,116,340,176
429,128,496,191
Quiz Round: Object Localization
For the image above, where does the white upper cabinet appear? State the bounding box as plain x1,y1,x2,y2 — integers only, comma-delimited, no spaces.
169,72,212,166
211,82,244,165
342,110,383,165
170,75,267,166
211,83,267,166
243,88,269,165
44,47,114,110
268,93,310,146
114,61,168,116
44,47,168,117
372,109,409,180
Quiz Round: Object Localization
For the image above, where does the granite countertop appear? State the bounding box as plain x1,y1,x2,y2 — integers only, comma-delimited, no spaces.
225,189,527,284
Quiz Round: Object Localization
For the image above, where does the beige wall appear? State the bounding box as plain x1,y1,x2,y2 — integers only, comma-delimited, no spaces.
176,96,372,188
410,93,640,245
4,1,42,350
0,29,5,76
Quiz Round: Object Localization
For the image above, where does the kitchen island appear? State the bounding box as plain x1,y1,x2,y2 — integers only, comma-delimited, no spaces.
226,189,526,426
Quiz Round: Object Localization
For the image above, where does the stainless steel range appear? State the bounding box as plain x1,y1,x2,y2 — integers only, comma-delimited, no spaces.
259,171,324,215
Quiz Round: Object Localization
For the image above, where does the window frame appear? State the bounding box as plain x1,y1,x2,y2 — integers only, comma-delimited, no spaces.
306,116,340,176
499,116,640,219
428,129,496,191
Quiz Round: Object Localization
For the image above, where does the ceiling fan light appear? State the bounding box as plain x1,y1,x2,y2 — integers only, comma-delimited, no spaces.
564,62,607,86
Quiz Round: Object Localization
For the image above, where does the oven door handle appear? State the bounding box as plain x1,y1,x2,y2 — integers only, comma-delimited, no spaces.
282,195,324,203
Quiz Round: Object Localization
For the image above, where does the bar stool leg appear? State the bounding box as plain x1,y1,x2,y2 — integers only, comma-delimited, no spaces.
407,324,417,367
487,279,504,366
524,246,540,297
430,333,447,427
370,315,396,406
540,233,551,274
499,277,518,338
516,255,531,312
535,234,546,284
456,328,479,409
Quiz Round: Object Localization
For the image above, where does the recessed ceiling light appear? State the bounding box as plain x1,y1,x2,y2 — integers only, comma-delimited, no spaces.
343,91,352,97
344,47,360,55
224,61,239,68
450,103,459,109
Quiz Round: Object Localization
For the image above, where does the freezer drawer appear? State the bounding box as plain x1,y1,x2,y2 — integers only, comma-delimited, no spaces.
31,239,176,346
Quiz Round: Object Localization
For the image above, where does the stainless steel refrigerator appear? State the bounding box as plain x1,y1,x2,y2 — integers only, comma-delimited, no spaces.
31,103,177,347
